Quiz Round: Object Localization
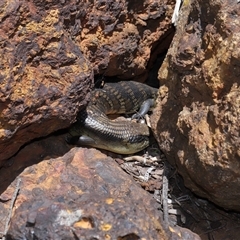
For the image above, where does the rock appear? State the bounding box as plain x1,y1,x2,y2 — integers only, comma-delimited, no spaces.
151,0,240,210
1,147,171,239
0,135,200,240
0,0,174,163
0,133,71,193
78,0,175,78
0,0,93,163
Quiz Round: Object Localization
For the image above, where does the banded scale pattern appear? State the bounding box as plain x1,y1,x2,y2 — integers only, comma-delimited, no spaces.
67,81,158,154
89,81,157,115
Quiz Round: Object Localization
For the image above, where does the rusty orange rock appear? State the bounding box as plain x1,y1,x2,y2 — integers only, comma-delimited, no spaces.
0,0,174,163
2,148,169,239
0,133,200,239
152,0,240,211
0,0,93,162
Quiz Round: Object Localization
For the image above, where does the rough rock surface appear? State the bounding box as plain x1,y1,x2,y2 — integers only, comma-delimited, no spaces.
151,0,240,210
1,147,173,239
0,0,93,163
78,0,174,78
0,0,174,163
0,135,201,240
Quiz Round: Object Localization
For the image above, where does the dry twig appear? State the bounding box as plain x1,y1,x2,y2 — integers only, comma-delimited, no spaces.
162,175,169,225
1,177,21,240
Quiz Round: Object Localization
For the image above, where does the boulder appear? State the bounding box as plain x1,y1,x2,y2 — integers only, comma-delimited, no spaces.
0,0,174,163
152,0,240,210
0,0,93,162
0,135,200,239
0,145,188,240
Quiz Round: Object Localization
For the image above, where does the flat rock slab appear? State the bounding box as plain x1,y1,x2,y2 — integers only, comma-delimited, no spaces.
2,147,169,239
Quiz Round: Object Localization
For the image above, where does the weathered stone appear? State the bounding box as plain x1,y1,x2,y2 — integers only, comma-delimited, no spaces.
77,0,175,78
151,0,240,210
0,0,174,163
2,147,170,239
0,0,93,163
0,135,200,240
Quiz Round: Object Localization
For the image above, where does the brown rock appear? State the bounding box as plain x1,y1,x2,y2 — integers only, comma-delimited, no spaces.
3,147,169,239
152,0,240,210
0,0,175,163
0,0,93,163
0,135,200,240
78,0,175,78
